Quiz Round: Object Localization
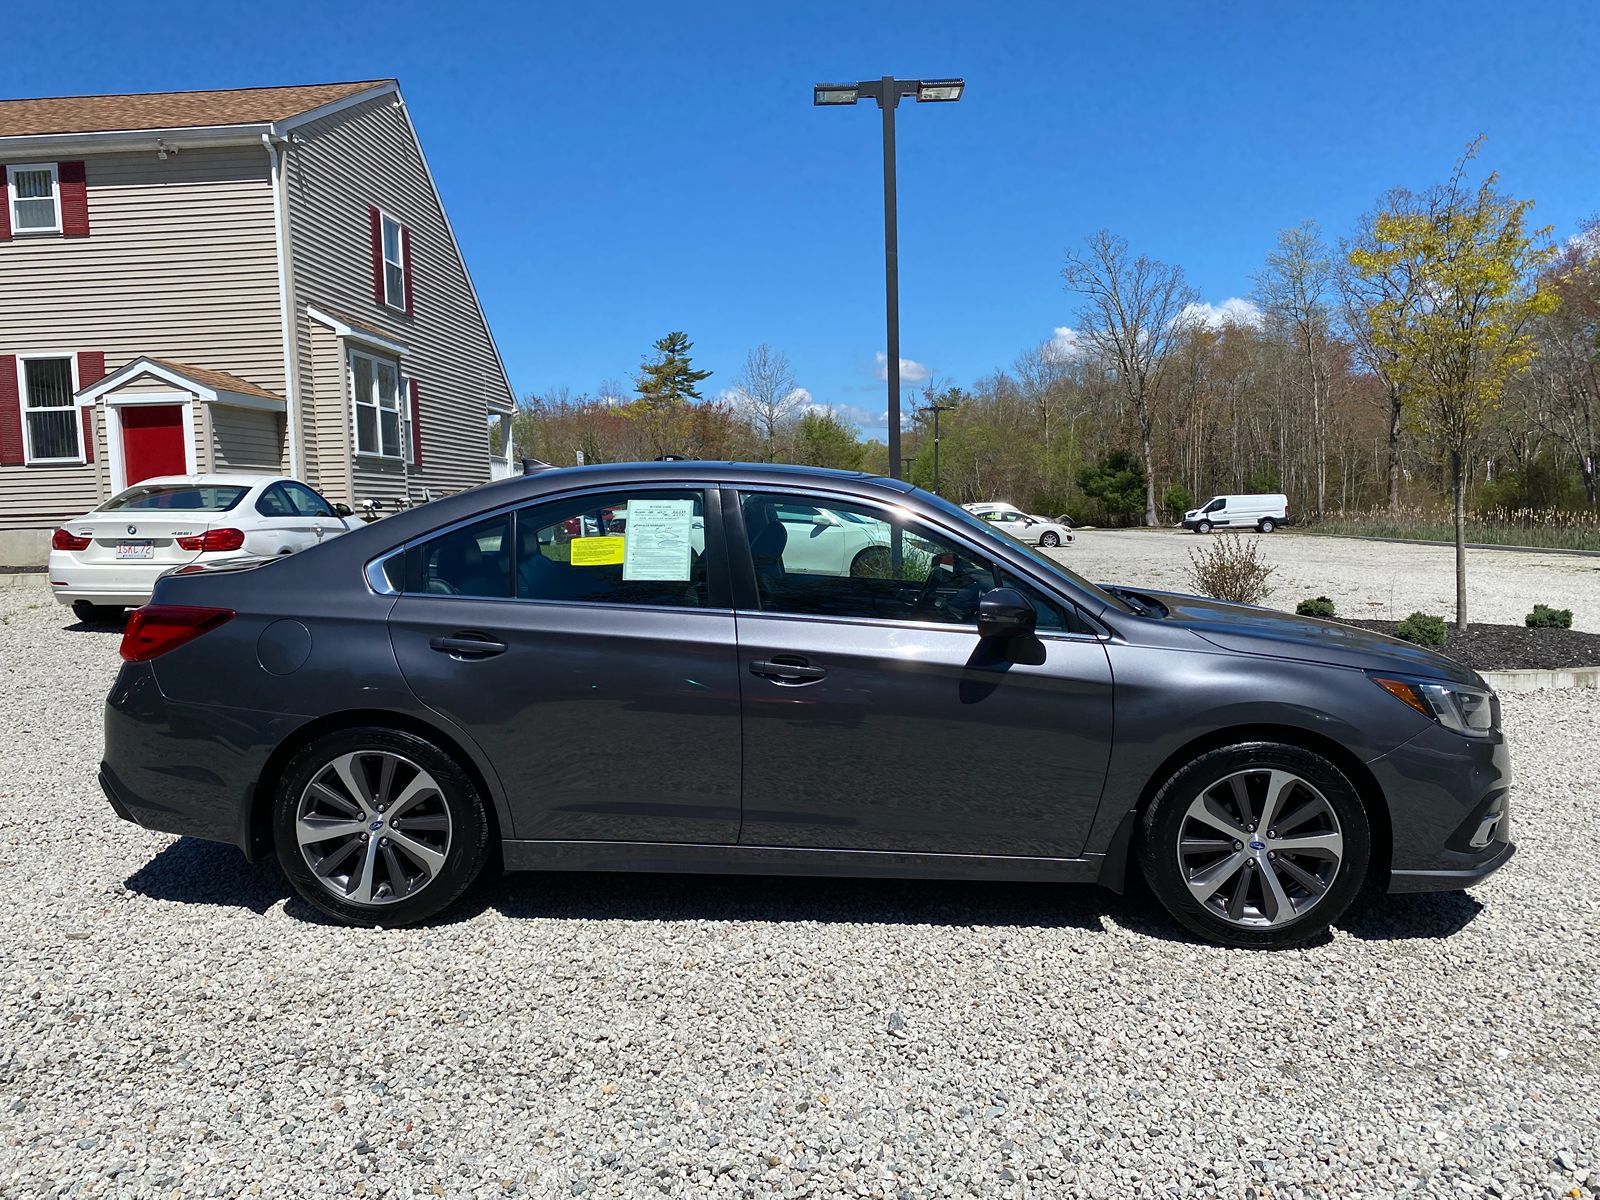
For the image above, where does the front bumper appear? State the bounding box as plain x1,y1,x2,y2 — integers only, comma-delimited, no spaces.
1367,718,1515,893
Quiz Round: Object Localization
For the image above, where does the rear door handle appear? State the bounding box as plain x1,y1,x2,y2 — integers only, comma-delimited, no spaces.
430,633,508,659
750,656,827,684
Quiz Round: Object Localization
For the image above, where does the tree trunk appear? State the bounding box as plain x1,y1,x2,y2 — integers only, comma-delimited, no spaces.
1452,449,1468,631
1140,420,1158,527
1386,383,1403,514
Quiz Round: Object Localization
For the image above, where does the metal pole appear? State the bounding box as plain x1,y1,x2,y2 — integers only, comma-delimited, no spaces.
880,77,901,480
932,403,941,494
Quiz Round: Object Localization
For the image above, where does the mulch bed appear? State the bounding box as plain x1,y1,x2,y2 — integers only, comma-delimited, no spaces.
1339,619,1600,672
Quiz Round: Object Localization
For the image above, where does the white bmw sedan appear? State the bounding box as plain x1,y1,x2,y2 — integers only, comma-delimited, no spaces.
48,474,356,622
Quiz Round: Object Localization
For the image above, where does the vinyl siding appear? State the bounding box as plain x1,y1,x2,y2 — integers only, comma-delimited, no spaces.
306,321,350,504
284,94,513,511
0,146,283,530
210,406,284,472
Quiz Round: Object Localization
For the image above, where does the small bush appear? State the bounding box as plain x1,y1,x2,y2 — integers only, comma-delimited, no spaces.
1525,604,1573,629
1296,596,1337,618
1187,536,1276,605
1396,612,1449,647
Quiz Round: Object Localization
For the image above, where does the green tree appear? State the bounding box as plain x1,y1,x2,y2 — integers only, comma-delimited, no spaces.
1347,143,1558,627
1162,482,1193,519
634,331,713,455
792,411,864,470
1077,450,1147,524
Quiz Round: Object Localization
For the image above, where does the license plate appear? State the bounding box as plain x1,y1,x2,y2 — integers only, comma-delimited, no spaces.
116,540,153,560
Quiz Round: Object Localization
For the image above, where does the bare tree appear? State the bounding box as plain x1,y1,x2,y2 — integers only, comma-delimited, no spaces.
1063,231,1198,526
730,344,803,461
1257,221,1335,518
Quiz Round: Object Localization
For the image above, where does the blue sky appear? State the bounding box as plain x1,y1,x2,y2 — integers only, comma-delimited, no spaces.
12,1,1600,440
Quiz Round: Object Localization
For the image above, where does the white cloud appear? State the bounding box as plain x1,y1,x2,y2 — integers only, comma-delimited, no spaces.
786,386,813,408
1048,326,1083,359
874,351,932,384
1181,297,1264,330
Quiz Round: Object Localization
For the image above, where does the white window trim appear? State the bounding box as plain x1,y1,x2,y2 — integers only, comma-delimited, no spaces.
16,352,82,465
378,209,407,311
349,347,404,460
6,162,62,236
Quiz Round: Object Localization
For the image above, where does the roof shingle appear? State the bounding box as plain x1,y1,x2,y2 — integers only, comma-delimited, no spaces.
0,80,392,138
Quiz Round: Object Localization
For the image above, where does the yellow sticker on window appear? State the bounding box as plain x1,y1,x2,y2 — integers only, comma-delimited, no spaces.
570,536,626,566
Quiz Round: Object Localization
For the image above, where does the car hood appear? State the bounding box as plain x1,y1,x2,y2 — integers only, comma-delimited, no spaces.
1117,587,1484,687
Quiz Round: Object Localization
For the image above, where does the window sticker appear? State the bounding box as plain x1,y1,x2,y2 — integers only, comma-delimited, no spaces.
622,499,695,581
570,536,626,567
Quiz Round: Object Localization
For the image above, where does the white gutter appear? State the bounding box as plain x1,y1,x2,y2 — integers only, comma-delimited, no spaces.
0,124,271,158
263,133,302,478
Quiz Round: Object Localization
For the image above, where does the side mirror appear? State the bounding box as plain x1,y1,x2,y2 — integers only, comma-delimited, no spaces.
976,587,1037,639
812,512,842,527
334,503,354,517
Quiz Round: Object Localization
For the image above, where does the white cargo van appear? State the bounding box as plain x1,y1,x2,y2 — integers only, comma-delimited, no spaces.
1181,494,1288,533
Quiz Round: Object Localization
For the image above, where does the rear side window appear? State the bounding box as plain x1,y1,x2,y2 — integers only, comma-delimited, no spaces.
255,484,296,517
405,515,514,598
101,485,247,512
513,489,710,608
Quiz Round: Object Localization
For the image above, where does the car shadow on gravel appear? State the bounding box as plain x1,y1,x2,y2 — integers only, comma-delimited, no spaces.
125,837,1487,944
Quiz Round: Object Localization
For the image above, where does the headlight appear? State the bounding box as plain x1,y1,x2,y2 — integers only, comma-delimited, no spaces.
1371,674,1499,736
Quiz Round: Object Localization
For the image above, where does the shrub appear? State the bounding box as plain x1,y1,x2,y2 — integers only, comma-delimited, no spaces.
1186,536,1276,605
1396,612,1449,647
1296,596,1337,618
1525,604,1573,629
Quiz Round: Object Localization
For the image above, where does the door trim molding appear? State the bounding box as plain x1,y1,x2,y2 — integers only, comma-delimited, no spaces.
104,391,196,493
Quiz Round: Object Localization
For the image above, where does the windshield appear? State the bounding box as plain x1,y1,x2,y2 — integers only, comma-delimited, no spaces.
919,490,1134,614
100,484,248,512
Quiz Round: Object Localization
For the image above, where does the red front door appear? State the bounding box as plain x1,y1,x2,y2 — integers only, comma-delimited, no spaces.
120,405,187,485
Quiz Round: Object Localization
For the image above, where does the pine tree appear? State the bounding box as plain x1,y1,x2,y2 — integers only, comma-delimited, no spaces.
636,332,711,408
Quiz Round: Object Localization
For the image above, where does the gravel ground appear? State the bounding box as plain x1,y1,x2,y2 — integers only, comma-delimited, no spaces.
1,574,1597,1199
1056,529,1600,631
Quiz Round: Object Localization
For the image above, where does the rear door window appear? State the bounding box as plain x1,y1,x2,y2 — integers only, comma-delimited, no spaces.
513,489,711,608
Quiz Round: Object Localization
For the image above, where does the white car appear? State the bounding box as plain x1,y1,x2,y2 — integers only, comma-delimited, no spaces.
48,474,356,622
971,508,1073,548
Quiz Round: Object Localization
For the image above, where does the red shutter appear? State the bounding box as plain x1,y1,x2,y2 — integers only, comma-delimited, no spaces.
402,226,414,315
77,351,105,463
59,161,89,237
0,166,11,241
369,206,384,305
0,356,22,465
408,380,423,466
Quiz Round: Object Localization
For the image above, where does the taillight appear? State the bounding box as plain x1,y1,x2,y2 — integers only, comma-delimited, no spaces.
176,528,246,552
52,528,92,551
119,605,235,662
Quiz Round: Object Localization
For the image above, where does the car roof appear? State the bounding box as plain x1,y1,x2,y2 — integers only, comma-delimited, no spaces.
119,473,286,488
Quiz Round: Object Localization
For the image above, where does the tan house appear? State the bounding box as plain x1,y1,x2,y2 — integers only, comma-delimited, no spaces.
0,79,517,564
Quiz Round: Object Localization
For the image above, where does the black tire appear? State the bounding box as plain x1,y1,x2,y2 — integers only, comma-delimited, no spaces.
1196,520,1212,534
273,726,491,927
72,600,124,624
1258,518,1276,533
1038,531,1061,548
1138,741,1371,949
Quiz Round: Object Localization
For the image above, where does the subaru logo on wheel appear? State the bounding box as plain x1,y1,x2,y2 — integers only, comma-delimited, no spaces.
1249,840,1266,850
369,819,384,832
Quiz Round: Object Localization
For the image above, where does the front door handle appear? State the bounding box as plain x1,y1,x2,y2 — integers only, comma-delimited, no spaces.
430,633,508,659
750,656,827,684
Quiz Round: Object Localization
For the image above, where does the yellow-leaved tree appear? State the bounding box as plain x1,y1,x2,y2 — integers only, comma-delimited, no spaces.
1347,142,1558,629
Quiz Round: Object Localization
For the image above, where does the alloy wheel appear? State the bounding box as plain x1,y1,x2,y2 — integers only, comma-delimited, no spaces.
1176,767,1344,928
295,751,453,906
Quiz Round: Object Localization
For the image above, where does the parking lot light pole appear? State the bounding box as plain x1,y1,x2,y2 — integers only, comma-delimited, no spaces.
926,400,957,494
814,76,964,481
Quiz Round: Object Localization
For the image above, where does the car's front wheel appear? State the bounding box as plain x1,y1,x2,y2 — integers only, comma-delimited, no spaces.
1139,742,1370,948
274,727,491,927
1038,531,1061,547
1195,520,1212,534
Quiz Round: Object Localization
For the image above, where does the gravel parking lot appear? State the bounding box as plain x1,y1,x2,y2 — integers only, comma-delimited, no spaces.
1057,528,1600,631
1,569,1597,1199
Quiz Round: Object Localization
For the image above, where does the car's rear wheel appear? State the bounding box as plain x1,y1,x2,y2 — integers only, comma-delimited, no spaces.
273,727,491,927
1039,531,1061,547
71,600,124,624
1139,742,1370,948
1196,520,1212,534
850,546,891,577
1258,518,1277,533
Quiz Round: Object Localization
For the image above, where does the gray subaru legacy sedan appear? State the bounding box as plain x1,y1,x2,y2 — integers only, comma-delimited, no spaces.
100,462,1512,947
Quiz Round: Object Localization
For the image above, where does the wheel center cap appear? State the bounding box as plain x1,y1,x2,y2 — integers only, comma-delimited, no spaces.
369,818,385,832
1249,839,1266,851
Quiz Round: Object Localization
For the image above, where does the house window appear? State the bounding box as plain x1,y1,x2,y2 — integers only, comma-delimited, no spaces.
350,349,403,458
20,356,81,463
380,213,406,310
7,163,61,234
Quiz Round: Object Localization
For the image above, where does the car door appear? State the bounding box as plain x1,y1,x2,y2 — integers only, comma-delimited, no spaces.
250,482,320,554
280,481,343,547
728,488,1114,859
386,484,742,845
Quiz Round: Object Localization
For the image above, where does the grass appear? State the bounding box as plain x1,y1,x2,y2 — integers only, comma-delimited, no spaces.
1306,506,1600,553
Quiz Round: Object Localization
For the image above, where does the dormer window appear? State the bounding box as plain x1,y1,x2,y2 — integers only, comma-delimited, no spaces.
7,163,60,234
